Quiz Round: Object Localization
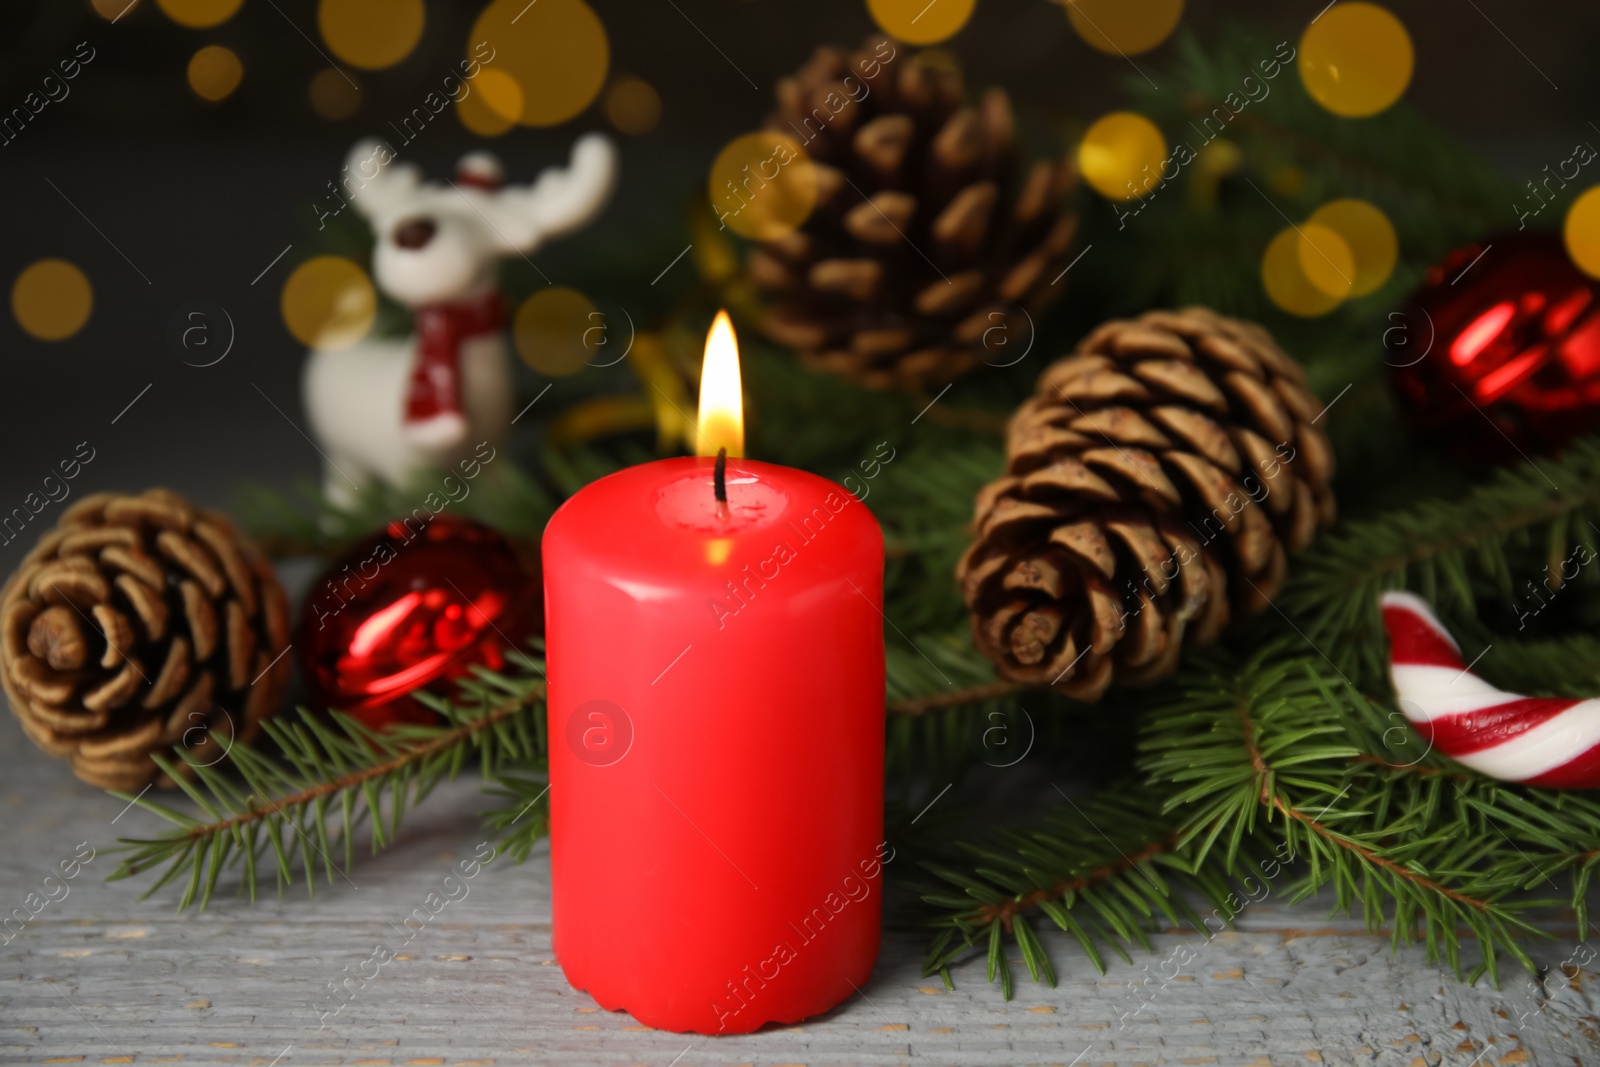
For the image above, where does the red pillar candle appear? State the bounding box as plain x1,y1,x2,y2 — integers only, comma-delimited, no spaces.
542,313,886,1034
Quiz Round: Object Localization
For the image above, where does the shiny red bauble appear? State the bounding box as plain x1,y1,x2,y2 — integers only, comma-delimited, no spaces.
1389,232,1600,467
297,516,542,731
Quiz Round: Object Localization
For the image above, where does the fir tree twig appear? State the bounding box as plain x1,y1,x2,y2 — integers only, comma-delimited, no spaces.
1142,647,1549,981
1284,437,1600,685
106,655,548,911
890,679,1021,716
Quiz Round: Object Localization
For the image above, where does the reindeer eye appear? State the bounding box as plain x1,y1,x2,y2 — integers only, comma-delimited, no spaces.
394,217,437,250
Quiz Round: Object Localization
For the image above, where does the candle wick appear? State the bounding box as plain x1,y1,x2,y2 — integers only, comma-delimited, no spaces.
713,447,729,513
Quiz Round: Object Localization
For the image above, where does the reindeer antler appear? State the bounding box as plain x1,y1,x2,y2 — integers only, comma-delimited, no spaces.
345,139,423,220
482,133,618,253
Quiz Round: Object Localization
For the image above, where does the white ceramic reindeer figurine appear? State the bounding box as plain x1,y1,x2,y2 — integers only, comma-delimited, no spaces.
302,134,617,505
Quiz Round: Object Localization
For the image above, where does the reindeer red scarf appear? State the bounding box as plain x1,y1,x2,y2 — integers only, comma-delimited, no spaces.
404,291,506,440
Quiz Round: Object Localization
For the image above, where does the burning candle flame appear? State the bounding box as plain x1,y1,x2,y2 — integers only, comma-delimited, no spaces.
696,309,744,458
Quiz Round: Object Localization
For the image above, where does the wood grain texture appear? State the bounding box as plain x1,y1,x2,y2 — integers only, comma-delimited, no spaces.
2,711,1597,1067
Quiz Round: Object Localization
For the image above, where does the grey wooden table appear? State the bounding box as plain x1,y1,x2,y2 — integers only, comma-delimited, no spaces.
3,709,1598,1067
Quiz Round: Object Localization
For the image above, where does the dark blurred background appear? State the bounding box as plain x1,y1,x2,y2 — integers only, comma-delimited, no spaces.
1,0,1595,528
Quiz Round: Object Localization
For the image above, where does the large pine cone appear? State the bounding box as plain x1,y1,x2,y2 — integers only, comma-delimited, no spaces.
750,39,1078,391
957,308,1336,700
1,490,290,789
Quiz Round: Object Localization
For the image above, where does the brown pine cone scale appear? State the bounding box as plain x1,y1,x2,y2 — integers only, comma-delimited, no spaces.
957,308,1337,700
2,490,290,789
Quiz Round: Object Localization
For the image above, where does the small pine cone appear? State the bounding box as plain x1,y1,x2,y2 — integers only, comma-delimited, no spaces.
957,308,1337,700
750,38,1078,391
1,490,290,789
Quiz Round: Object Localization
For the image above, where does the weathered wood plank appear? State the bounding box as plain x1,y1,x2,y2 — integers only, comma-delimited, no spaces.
2,714,1597,1066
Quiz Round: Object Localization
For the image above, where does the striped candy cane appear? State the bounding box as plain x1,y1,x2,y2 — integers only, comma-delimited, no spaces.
1381,591,1600,789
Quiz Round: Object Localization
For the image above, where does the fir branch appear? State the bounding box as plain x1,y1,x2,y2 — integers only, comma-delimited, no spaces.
914,403,1009,436
914,787,1233,997
1230,673,1490,917
916,644,1598,998
1141,30,1514,225
883,629,1007,714
1347,754,1475,781
482,773,554,865
890,679,1021,716
106,655,548,911
1283,437,1600,685
1084,19,1520,412
1141,646,1549,980
976,833,1179,931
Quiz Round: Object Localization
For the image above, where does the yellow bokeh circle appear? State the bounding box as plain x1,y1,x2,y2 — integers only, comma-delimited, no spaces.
1066,0,1183,56
12,260,92,342
514,287,602,377
1307,198,1397,296
1565,186,1600,280
468,0,609,128
157,0,240,28
866,0,976,45
309,67,362,120
1294,222,1356,300
1078,112,1167,201
187,45,243,102
476,68,525,123
319,0,425,71
281,256,376,349
457,69,523,137
92,0,138,20
1263,226,1348,317
708,132,819,241
606,77,662,136
1299,2,1413,118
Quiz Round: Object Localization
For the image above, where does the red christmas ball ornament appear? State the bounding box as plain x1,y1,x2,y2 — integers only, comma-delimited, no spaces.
1389,232,1600,467
297,516,542,731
